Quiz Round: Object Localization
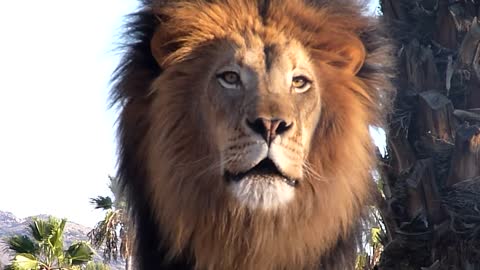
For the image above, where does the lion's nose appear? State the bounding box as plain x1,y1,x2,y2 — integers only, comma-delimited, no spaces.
246,118,292,144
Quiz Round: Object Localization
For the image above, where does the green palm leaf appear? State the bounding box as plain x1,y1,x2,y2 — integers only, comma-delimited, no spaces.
7,235,38,255
84,261,110,270
49,218,66,258
66,241,95,265
7,216,96,269
90,196,113,210
10,253,39,270
29,218,53,242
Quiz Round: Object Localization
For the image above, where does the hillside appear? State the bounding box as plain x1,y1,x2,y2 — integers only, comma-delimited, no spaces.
0,210,124,269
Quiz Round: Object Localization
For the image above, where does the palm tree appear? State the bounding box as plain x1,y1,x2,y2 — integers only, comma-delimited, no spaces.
83,262,110,270
4,216,95,270
376,0,480,269
88,176,133,270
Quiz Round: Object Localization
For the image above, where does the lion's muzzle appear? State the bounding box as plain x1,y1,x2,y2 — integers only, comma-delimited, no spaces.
245,117,293,146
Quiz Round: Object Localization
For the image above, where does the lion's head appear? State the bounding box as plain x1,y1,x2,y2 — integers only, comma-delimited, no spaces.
113,0,394,269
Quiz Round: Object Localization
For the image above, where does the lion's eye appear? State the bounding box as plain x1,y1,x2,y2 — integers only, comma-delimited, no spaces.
217,71,241,89
292,76,312,93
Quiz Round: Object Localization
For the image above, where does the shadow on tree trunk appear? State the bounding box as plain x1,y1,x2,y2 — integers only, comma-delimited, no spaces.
377,0,480,269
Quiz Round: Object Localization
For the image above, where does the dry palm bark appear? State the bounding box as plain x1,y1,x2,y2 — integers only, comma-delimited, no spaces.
378,0,480,269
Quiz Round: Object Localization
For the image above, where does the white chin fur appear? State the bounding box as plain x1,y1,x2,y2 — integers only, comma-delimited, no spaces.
228,176,295,210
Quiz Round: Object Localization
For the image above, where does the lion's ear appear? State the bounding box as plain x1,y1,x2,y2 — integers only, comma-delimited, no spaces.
151,28,174,68
313,33,366,75
336,35,366,75
150,26,178,68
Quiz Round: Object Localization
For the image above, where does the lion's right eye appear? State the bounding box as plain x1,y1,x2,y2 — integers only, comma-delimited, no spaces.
217,71,241,89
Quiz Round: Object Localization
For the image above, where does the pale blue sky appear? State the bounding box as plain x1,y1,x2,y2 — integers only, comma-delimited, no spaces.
0,0,380,227
0,0,138,226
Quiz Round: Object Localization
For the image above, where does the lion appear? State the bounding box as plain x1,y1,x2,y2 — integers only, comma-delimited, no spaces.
112,0,395,269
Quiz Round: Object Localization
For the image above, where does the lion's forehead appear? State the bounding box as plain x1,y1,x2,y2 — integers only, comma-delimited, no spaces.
237,39,311,67
156,0,342,68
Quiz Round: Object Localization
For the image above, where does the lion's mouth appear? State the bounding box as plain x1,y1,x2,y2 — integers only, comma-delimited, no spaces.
224,159,298,187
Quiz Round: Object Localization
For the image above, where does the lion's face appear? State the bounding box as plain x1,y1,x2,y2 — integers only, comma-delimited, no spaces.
147,0,371,214
117,1,394,269
201,38,321,210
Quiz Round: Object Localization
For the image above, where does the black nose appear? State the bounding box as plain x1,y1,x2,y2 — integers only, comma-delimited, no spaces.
246,118,292,144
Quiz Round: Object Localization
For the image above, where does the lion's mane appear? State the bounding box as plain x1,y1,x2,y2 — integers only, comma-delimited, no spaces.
112,1,395,269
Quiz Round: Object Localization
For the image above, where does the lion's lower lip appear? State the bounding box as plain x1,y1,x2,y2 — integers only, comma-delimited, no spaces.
279,177,298,187
224,159,298,187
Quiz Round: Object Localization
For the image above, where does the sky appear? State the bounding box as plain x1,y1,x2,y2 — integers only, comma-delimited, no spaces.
0,0,381,227
0,0,139,227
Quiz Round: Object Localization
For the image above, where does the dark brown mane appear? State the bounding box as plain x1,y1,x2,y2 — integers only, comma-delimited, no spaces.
112,1,395,269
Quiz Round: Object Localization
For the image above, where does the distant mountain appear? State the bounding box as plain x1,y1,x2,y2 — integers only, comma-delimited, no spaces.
0,210,124,270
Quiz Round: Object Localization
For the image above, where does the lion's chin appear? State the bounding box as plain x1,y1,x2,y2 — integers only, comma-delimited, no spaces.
225,159,298,210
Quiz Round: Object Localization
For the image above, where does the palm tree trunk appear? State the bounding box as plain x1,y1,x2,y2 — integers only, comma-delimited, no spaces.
378,0,480,269
125,255,133,270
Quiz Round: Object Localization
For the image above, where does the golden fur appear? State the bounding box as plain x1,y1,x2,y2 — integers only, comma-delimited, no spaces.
113,0,395,269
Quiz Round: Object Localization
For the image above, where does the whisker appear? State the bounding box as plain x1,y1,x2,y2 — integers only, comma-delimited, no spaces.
302,161,328,183
194,156,237,179
175,154,212,168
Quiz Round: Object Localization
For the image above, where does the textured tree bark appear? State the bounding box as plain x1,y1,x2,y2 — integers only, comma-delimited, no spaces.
126,255,133,270
378,0,480,269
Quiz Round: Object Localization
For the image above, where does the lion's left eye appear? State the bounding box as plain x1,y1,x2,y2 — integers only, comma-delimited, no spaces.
292,76,312,93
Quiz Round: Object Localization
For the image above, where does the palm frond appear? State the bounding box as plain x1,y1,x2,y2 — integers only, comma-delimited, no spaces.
66,241,95,266
84,261,110,270
6,235,38,255
90,196,114,210
49,218,66,259
29,218,54,242
10,253,39,270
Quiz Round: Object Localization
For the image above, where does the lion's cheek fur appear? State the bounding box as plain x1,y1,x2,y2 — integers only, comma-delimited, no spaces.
309,78,376,234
